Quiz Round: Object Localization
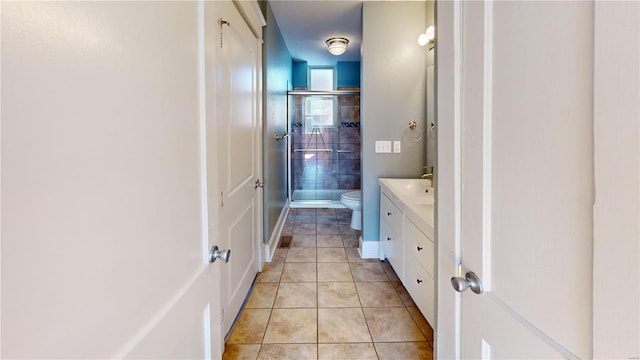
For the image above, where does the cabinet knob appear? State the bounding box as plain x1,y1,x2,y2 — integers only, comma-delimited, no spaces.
416,279,423,284
417,246,423,251
387,237,391,241
387,212,392,216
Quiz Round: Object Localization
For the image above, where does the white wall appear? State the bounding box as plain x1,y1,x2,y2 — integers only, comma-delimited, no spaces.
2,2,215,357
361,1,426,244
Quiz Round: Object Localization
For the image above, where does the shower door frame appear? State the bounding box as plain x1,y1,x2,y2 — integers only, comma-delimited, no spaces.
287,90,360,207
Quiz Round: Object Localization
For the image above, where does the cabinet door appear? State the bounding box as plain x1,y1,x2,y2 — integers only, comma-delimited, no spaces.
380,217,403,282
405,219,434,278
405,252,435,325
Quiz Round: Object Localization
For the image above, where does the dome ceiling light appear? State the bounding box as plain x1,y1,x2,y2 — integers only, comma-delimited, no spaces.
326,37,349,56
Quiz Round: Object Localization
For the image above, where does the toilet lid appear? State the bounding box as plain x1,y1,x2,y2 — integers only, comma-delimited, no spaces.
341,191,361,201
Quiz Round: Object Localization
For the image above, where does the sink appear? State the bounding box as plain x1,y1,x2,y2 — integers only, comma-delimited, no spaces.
377,178,434,205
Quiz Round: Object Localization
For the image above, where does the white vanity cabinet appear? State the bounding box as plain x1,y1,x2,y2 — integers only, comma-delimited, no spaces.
379,191,405,282
378,179,435,325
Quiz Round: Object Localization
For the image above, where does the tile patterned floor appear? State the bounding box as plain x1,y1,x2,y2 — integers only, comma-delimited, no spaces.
222,208,434,360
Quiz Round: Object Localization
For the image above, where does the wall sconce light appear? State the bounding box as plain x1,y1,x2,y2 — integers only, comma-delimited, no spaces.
418,26,435,50
326,37,349,56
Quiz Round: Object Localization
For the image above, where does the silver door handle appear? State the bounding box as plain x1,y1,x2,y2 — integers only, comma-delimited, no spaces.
451,271,483,294
209,245,231,263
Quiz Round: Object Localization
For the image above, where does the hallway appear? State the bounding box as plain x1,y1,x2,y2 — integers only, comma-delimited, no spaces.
222,208,434,359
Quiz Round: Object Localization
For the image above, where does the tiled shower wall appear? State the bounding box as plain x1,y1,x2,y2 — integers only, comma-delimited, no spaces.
290,91,361,196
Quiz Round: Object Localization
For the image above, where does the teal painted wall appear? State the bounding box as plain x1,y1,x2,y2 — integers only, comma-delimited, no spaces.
292,61,308,88
337,61,361,88
263,1,292,244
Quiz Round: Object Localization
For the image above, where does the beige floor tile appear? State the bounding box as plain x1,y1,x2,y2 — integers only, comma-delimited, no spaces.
346,248,379,263
318,343,378,360
317,247,347,262
374,342,433,360
392,281,416,307
281,263,317,282
318,282,361,307
342,236,360,248
281,224,293,236
223,344,261,360
318,308,372,343
257,262,284,283
340,224,358,237
245,283,278,309
381,261,401,281
274,282,317,308
290,234,316,248
271,248,288,263
363,307,425,342
263,309,317,343
317,263,353,282
350,262,389,282
356,281,404,307
257,344,317,360
317,234,344,248
285,247,316,262
316,214,337,223
316,208,336,216
317,223,341,235
292,223,316,235
407,306,434,342
227,309,272,344
294,214,316,224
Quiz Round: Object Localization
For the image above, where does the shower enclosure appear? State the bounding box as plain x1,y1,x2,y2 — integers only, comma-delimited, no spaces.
287,90,361,206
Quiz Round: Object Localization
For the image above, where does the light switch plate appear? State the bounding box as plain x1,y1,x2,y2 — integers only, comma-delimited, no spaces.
375,141,392,153
393,141,401,153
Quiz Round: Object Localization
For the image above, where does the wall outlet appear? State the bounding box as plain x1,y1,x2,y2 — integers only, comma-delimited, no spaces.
375,141,392,153
393,141,401,153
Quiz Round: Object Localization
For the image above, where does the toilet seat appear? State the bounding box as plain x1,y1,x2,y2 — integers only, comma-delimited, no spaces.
341,191,361,202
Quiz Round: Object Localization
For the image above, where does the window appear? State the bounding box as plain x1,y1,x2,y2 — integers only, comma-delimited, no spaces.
309,68,334,91
305,68,336,133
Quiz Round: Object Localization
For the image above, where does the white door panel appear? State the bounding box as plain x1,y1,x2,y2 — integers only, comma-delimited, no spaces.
216,0,262,337
1,1,222,358
445,1,593,358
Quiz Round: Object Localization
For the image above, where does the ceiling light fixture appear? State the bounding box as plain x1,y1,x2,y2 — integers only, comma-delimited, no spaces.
326,37,349,56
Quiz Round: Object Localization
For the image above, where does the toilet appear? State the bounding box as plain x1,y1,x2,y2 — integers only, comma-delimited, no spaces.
340,190,362,231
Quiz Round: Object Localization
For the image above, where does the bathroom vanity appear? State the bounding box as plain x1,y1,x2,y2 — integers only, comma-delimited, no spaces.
378,178,435,325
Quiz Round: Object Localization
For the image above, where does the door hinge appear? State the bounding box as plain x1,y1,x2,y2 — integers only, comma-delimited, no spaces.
254,179,264,189
219,18,230,48
220,191,224,207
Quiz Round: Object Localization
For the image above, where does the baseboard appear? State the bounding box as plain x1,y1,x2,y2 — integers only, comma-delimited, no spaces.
358,236,383,260
264,200,290,262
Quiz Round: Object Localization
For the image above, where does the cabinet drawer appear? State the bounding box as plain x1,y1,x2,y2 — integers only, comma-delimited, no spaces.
380,192,404,232
380,218,404,281
405,252,435,325
405,218,434,277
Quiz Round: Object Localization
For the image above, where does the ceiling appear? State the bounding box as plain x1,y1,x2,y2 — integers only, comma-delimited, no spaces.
269,0,363,66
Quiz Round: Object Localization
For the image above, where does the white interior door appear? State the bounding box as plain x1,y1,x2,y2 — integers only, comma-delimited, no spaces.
443,1,594,358
215,1,262,337
2,1,222,358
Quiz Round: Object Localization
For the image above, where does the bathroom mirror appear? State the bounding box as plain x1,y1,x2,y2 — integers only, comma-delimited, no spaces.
424,0,436,172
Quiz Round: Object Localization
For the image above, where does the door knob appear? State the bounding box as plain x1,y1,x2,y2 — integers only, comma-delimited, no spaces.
209,245,231,263
451,271,483,294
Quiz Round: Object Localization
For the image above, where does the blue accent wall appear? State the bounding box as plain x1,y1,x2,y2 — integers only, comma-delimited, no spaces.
263,1,292,244
337,61,361,88
292,61,308,88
